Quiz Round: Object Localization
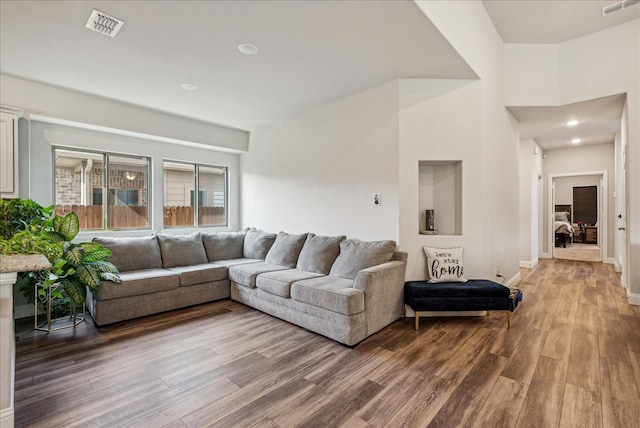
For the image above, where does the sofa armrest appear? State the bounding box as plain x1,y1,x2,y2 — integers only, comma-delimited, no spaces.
353,260,407,336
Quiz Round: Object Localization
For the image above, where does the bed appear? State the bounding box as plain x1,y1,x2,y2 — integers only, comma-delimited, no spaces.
554,204,574,248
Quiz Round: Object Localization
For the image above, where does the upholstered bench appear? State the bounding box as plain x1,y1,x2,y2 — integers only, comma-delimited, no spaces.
404,279,521,330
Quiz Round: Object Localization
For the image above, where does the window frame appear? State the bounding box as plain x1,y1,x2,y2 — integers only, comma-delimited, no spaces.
52,146,151,231
162,160,229,228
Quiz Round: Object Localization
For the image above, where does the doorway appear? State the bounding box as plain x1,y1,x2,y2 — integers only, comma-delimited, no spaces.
550,172,607,262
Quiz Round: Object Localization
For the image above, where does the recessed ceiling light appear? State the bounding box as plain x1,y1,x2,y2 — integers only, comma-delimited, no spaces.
565,114,579,126
572,138,581,144
238,43,259,55
180,83,198,91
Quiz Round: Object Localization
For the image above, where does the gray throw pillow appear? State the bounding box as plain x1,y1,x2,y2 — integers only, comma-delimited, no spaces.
202,232,245,261
264,232,309,268
296,233,346,274
157,233,208,268
243,229,277,259
93,235,163,272
329,239,397,279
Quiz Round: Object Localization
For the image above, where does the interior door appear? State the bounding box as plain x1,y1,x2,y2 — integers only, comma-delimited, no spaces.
619,138,628,288
551,179,556,258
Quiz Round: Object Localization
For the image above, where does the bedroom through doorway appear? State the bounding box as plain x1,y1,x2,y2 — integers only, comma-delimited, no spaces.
551,172,606,263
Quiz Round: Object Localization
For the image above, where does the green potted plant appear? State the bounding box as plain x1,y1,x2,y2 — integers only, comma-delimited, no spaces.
0,198,61,260
1,198,121,330
45,211,121,308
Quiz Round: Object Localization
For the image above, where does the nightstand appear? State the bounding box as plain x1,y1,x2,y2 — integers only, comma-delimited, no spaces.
585,226,597,244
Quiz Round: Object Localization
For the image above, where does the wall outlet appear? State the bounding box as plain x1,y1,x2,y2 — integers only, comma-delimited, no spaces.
373,193,381,206
495,268,500,278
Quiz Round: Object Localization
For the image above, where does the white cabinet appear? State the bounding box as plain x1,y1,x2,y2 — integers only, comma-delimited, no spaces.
0,107,21,198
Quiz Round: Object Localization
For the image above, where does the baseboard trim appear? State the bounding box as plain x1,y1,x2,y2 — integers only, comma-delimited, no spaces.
628,292,640,306
0,406,14,428
541,252,551,259
519,259,539,268
506,272,521,288
604,257,616,265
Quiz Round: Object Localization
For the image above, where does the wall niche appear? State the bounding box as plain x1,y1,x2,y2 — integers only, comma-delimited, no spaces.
418,160,462,236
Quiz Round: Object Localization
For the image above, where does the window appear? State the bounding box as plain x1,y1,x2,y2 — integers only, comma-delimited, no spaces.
573,186,597,225
54,148,150,230
163,161,227,227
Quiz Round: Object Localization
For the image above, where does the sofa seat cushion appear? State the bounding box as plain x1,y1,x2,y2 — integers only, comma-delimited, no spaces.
229,262,289,289
291,276,364,316
167,263,228,287
256,269,324,298
96,269,179,300
211,258,262,268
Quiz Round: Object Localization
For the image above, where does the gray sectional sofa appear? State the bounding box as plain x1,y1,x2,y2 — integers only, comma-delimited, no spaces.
90,229,407,346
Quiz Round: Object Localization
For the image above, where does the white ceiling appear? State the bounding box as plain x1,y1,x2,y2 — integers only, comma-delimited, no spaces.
483,0,640,44
0,0,476,131
1,1,635,147
483,0,637,151
508,94,626,151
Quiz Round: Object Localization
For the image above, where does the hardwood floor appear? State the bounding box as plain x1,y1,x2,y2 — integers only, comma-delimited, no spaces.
13,259,640,427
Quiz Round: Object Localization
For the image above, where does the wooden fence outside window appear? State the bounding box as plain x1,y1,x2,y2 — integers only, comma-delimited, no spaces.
55,205,225,229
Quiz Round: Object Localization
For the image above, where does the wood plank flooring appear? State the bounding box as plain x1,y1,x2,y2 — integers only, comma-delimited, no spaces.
13,259,640,427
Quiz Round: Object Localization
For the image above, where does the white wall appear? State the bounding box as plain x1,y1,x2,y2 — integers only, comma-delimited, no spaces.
554,175,600,208
519,139,542,267
1,74,248,153
241,81,400,241
506,19,640,301
399,79,484,280
542,143,615,259
504,44,561,106
412,1,521,284
1,74,246,236
28,121,241,235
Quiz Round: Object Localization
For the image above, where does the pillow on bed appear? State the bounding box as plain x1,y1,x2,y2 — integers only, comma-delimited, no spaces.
423,246,468,283
555,211,569,222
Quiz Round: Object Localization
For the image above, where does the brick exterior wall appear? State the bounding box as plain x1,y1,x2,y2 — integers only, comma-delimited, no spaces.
55,167,82,205
56,165,147,206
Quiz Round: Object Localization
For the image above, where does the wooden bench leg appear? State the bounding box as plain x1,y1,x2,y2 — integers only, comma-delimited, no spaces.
414,311,425,331
488,310,513,329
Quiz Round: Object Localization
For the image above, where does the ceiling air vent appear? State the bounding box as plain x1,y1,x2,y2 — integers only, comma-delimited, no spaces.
85,9,124,38
602,0,640,16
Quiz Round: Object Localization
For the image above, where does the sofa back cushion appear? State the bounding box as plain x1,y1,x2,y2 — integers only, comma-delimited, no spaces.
157,233,208,268
202,232,245,261
243,229,277,259
265,232,308,268
296,233,346,274
329,239,397,279
92,235,162,272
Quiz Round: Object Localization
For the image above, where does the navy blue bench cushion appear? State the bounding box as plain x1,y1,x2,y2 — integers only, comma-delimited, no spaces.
405,279,513,312
405,279,510,298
